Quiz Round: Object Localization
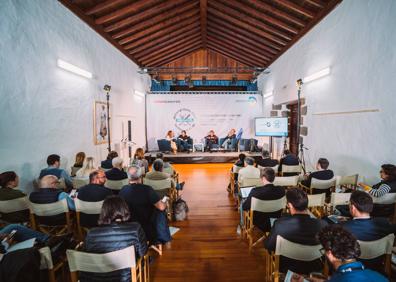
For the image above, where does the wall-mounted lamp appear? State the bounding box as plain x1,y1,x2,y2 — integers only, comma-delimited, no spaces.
302,67,331,83
57,59,92,79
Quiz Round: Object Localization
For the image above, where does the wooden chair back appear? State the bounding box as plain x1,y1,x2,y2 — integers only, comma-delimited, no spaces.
72,177,89,189
308,193,326,217
232,165,243,174
0,196,29,213
75,199,104,240
281,164,301,176
239,178,262,187
39,246,65,282
273,176,299,187
143,178,172,191
336,174,358,190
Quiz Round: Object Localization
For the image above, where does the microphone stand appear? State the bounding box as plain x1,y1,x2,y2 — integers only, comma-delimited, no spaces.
105,90,111,153
296,79,306,174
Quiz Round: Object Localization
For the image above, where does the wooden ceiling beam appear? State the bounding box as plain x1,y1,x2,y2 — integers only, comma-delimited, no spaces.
223,0,299,35
273,0,316,18
207,30,271,61
122,17,200,50
58,0,139,65
208,5,286,47
119,9,199,45
85,0,129,16
207,45,256,67
141,37,202,65
207,36,267,65
129,24,199,55
210,1,293,41
104,0,188,32
243,0,306,27
207,11,282,52
131,26,201,57
207,20,277,56
200,0,207,48
95,0,162,25
147,46,203,67
305,0,325,9
112,1,198,39
136,33,201,61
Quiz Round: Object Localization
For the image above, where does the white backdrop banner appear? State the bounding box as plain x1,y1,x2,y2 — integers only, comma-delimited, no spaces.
146,94,263,151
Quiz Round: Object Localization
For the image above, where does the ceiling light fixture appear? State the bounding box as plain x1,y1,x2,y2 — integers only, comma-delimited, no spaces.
57,59,92,78
302,67,331,83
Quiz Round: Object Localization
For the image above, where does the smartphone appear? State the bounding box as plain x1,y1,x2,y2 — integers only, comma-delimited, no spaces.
69,189,78,198
2,230,17,243
161,196,169,203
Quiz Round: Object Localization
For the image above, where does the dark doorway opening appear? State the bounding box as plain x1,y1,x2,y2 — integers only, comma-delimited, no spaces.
287,102,298,155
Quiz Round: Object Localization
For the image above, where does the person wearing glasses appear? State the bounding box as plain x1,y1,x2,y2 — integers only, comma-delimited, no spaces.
317,225,387,282
264,188,327,275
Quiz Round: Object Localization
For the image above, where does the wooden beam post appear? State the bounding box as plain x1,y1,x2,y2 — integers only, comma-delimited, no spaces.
200,0,207,48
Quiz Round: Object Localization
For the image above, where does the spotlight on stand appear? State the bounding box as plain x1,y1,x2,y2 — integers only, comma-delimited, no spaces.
103,84,111,92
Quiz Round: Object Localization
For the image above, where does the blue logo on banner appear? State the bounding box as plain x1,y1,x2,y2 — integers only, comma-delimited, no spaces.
173,108,196,131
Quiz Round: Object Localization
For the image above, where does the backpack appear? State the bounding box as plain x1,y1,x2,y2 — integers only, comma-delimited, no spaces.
172,198,189,221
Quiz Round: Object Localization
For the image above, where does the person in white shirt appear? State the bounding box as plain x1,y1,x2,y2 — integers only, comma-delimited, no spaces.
238,157,260,182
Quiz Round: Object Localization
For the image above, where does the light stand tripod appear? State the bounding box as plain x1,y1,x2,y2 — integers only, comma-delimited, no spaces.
104,84,112,153
296,79,307,174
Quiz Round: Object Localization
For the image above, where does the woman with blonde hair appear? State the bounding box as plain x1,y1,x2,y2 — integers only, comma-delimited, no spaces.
166,130,177,154
71,152,85,176
131,148,149,174
76,157,96,178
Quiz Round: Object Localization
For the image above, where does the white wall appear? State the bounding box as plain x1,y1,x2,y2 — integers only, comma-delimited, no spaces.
0,0,150,192
258,0,396,183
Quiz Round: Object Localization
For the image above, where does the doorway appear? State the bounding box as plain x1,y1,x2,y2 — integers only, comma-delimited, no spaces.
286,102,298,155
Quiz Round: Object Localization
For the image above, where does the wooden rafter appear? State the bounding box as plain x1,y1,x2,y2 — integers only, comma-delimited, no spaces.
118,9,199,45
200,0,207,48
273,0,316,18
85,0,128,16
112,1,198,39
148,46,203,67
103,0,188,32
207,45,256,67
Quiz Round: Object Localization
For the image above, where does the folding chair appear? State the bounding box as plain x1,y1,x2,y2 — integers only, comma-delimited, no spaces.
372,193,396,223
70,166,80,177
66,245,149,282
358,233,395,277
39,246,66,282
72,177,89,189
105,179,129,191
325,192,351,215
29,198,72,235
273,176,299,188
0,196,29,223
300,177,336,195
267,235,327,282
244,196,286,249
336,174,358,191
74,198,103,240
258,165,279,173
230,165,243,195
239,178,262,188
280,164,301,176
308,193,326,217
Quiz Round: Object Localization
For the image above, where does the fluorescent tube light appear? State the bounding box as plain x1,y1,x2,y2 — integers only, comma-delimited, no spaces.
134,90,145,97
303,67,330,83
57,59,93,79
263,90,273,98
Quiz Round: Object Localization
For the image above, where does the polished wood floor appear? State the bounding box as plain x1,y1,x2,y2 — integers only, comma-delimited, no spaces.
151,163,266,282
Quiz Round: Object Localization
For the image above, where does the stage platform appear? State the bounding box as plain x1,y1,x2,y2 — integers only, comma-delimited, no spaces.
145,151,261,164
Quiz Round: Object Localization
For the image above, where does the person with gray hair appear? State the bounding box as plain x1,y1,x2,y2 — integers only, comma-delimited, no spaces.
146,160,185,191
105,157,127,180
119,165,167,244
256,150,279,168
238,157,260,182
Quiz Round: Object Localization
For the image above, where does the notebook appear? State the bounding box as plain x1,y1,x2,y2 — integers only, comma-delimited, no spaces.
240,186,255,198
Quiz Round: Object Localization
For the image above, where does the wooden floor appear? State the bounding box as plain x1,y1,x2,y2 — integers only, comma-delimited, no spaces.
151,163,266,282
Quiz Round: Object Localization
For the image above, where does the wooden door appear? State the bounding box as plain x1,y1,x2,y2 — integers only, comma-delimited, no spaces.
287,103,298,155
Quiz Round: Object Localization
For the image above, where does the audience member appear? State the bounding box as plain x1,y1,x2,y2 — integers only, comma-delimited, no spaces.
81,196,148,282
105,157,127,181
301,158,334,193
71,151,85,176
75,157,96,178
119,166,167,244
256,150,278,168
39,154,73,190
146,159,183,190
278,149,299,176
359,164,396,217
177,130,193,152
131,148,149,174
166,130,177,154
77,170,113,227
221,129,237,150
101,151,118,169
29,175,75,226
341,190,396,274
234,153,246,168
317,225,387,281
155,153,174,172
204,130,219,152
0,171,29,223
238,157,260,183
264,188,327,274
242,168,285,232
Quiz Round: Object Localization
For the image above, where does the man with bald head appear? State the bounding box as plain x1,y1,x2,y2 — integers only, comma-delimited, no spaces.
119,165,167,244
29,175,75,225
